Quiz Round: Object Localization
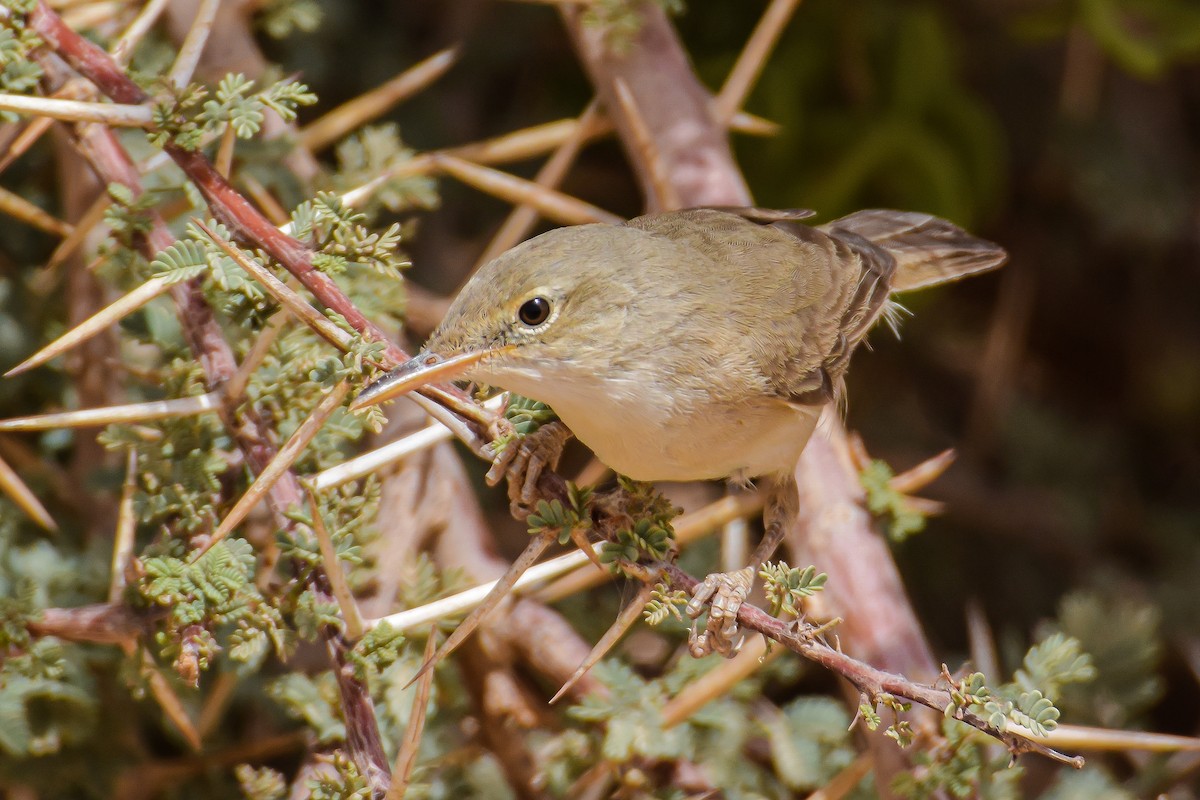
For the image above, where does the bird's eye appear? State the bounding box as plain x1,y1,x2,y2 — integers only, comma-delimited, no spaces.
518,297,551,327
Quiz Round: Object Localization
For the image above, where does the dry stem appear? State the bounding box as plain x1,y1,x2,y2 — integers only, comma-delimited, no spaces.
0,450,56,530
655,562,1085,769
21,14,392,788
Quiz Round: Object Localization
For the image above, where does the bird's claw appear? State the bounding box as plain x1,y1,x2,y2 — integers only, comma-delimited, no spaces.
486,421,572,516
484,416,519,482
686,565,754,658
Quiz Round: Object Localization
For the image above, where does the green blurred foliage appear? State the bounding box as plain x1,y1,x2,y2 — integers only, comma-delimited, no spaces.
731,0,1008,227
0,0,1197,797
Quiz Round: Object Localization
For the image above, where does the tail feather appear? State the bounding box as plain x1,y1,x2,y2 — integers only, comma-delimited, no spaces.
822,210,1007,292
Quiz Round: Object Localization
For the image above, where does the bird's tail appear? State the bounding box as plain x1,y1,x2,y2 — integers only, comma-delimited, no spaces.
822,210,1007,292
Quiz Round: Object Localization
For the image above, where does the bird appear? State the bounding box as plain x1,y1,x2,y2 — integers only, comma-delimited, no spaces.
353,206,1005,659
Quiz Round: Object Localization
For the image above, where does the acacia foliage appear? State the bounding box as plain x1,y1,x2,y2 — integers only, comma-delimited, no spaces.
0,1,1196,798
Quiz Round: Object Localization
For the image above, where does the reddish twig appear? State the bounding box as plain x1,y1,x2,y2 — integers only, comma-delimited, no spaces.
17,10,606,790
26,0,493,440
560,4,942,790
29,603,144,644
21,23,394,788
73,123,391,793
656,562,1085,770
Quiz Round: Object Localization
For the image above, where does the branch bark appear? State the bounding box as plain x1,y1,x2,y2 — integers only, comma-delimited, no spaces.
657,562,1084,770
561,4,750,210
560,3,939,791
20,15,394,787
18,9,609,793
68,117,393,795
30,603,143,644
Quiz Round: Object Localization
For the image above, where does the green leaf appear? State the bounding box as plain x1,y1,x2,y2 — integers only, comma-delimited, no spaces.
236,764,287,800
505,395,558,435
566,661,691,762
759,561,828,617
269,673,345,745
859,459,929,542
1039,768,1135,800
1011,690,1059,736
347,621,406,682
1014,632,1096,700
257,0,323,38
1053,592,1162,727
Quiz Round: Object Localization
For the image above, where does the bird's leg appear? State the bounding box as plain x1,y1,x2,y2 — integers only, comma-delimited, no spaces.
485,420,573,517
686,564,756,658
686,476,796,658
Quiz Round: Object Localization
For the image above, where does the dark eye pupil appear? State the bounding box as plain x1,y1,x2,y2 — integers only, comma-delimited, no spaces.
518,297,551,326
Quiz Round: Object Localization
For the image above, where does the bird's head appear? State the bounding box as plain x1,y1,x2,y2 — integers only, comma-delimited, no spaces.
350,222,657,411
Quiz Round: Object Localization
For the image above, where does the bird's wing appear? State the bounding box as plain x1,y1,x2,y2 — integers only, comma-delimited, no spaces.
821,210,1006,292
700,207,816,223
625,208,896,407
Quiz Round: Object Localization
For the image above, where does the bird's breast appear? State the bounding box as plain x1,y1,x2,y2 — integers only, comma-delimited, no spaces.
510,374,820,482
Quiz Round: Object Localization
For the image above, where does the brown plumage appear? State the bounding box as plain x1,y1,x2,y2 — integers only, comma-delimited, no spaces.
353,206,1006,660
411,207,1004,482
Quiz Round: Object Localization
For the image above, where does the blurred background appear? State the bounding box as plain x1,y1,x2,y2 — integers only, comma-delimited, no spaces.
264,0,1200,727
0,0,1197,797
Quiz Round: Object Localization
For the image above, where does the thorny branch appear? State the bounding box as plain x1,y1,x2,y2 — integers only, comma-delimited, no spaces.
26,0,494,444
654,562,1086,770
20,9,393,791
10,5,619,797
561,2,941,789
76,120,393,795
498,458,1086,769
6,0,1086,790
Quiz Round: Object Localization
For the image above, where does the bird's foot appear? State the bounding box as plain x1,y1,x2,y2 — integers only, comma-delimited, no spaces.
486,420,572,516
685,565,755,658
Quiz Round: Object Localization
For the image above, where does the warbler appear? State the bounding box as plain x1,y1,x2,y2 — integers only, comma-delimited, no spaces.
353,207,1004,655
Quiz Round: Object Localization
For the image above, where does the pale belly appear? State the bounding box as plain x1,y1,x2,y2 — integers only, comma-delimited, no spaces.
477,366,821,482
551,393,820,483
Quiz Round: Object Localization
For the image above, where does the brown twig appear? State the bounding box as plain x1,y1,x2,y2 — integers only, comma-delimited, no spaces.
301,47,459,152
0,394,220,430
202,381,352,553
306,484,367,640
550,581,652,704
107,448,137,602
19,32,393,797
29,603,142,644
473,99,606,269
26,0,493,445
660,633,776,727
165,0,220,91
655,562,1085,769
405,530,558,688
713,0,803,123
122,640,203,751
385,630,438,800
0,449,56,531
806,754,873,800
432,153,622,226
111,731,308,800
561,6,944,792
0,183,73,236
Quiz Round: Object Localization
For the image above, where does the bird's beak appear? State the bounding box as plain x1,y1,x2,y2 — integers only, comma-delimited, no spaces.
349,345,513,411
